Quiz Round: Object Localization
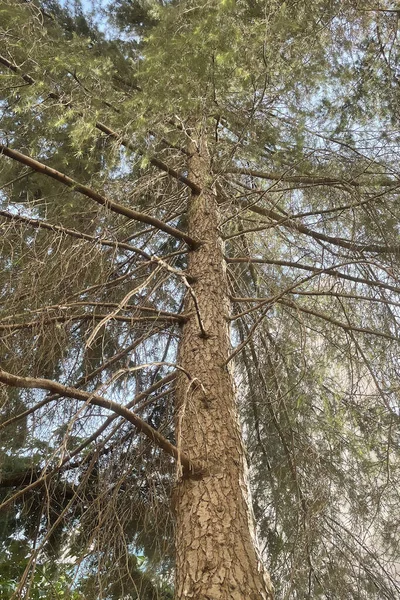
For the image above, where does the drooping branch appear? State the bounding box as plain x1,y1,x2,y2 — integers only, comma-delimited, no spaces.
222,305,271,366
239,320,308,516
0,208,150,257
226,167,398,188
242,202,400,254
277,298,399,343
0,312,185,332
228,267,329,321
0,424,111,512
284,289,400,309
0,467,77,500
359,8,400,14
226,257,400,295
5,301,184,320
324,515,400,594
228,177,400,223
282,185,400,219
0,370,176,434
0,145,201,249
224,179,400,254
0,170,32,191
0,368,200,477
0,374,177,502
232,291,400,309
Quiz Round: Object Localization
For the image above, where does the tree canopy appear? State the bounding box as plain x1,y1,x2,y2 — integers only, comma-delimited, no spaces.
1,1,400,598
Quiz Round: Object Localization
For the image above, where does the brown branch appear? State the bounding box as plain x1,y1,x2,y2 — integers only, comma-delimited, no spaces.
3,302,184,323
240,323,308,515
0,170,32,191
277,298,399,342
226,257,400,295
325,515,400,593
225,272,399,363
286,289,400,309
0,467,77,502
0,395,58,432
0,312,185,331
242,202,400,254
0,422,113,511
359,8,400,14
232,290,400,309
228,266,328,321
0,53,35,84
0,372,177,492
0,369,200,478
222,305,271,366
0,210,193,287
1,370,176,435
284,185,400,219
0,209,150,257
0,329,174,430
0,145,201,249
226,167,398,188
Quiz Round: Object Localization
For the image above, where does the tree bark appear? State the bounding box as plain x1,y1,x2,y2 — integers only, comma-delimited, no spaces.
174,136,274,600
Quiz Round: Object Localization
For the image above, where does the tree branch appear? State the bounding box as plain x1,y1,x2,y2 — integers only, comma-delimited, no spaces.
0,312,185,331
0,145,201,249
0,209,150,257
242,202,400,254
226,257,400,295
0,368,200,477
277,298,399,342
226,167,398,188
232,290,400,309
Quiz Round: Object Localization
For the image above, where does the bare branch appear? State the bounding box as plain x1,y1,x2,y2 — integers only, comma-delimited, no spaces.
242,202,400,254
0,368,201,477
0,370,176,433
0,209,151,257
226,167,398,188
277,298,399,342
226,257,400,295
0,145,201,249
0,312,185,331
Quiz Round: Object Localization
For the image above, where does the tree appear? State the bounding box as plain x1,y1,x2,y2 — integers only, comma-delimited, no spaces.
1,1,400,598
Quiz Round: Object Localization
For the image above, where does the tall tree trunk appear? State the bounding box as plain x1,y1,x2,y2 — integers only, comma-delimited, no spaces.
174,135,274,600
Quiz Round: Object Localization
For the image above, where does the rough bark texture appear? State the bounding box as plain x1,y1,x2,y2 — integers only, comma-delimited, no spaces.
174,137,274,600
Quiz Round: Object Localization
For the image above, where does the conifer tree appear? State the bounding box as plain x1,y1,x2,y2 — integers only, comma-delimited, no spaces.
1,1,400,599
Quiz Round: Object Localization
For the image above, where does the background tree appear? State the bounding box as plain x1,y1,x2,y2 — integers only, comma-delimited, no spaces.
1,1,400,598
